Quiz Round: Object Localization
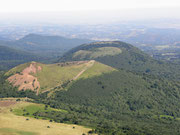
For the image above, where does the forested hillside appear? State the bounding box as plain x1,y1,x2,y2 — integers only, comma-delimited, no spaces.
36,70,180,135
2,64,180,134
0,46,42,70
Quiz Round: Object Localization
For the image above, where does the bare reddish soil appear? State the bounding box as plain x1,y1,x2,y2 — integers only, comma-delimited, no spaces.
8,62,41,94
0,101,17,107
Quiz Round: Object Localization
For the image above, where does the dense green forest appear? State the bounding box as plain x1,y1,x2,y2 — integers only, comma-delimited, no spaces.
36,70,180,135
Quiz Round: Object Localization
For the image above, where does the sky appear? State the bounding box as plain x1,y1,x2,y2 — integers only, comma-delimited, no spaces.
0,0,180,24
0,0,180,13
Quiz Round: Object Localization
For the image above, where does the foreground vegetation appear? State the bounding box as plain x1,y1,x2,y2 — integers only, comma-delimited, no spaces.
2,68,180,134
0,100,91,135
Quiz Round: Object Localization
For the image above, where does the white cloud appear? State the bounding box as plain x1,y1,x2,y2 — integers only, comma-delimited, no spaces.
0,0,180,13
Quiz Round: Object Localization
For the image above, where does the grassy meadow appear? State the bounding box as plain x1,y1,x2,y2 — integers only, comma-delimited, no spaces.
0,100,93,135
73,47,122,59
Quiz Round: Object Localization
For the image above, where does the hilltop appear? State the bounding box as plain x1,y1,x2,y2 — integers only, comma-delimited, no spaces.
59,41,160,72
59,41,180,80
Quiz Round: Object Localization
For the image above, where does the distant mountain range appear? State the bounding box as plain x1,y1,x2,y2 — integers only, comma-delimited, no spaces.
0,33,91,57
0,34,91,70
0,45,42,70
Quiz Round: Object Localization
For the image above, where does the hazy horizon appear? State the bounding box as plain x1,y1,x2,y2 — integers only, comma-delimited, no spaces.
0,8,180,25
0,0,180,24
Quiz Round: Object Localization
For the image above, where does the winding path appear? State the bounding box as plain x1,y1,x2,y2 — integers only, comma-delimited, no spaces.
73,60,95,80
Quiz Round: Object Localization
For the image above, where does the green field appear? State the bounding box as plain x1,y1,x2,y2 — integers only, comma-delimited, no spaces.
0,100,93,135
35,62,88,92
73,47,122,59
13,103,67,119
79,61,116,79
0,128,38,135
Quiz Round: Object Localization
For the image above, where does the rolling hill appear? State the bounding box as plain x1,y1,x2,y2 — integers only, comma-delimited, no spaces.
0,34,91,58
0,34,91,70
59,41,180,80
59,41,161,71
6,61,116,94
0,45,42,70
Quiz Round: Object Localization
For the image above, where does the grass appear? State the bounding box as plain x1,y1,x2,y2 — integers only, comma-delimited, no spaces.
6,60,116,93
35,62,89,92
79,61,116,79
0,128,38,135
153,114,179,121
160,115,175,120
13,103,67,119
73,47,122,59
35,61,116,92
0,101,92,135
6,61,89,92
0,97,33,101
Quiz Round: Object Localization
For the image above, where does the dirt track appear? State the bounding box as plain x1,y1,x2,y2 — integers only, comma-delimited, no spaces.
73,60,95,80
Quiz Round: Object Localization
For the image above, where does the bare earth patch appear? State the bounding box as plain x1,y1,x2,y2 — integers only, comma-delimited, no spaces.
8,62,41,94
0,101,17,107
